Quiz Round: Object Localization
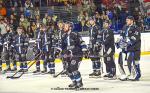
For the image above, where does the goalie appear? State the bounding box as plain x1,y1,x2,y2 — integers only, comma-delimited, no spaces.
116,16,141,81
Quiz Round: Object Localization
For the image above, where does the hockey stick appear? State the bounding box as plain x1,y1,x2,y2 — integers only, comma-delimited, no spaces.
6,52,42,79
100,44,105,74
53,70,65,78
53,55,83,78
53,56,67,78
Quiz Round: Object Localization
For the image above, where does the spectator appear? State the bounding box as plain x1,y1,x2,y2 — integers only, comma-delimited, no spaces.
10,7,17,17
94,11,103,29
20,14,25,22
101,10,109,21
52,15,57,22
33,7,40,19
34,0,40,7
144,16,150,30
64,1,72,12
0,17,7,35
18,7,24,16
25,0,33,10
4,0,13,8
137,15,144,32
13,0,18,7
106,10,113,20
3,17,9,24
0,4,7,17
20,0,26,7
24,9,32,18
9,14,18,31
82,0,91,13
42,13,48,25
77,11,84,22
120,9,129,26
35,15,41,23
133,8,140,23
77,11,89,31
27,21,36,38
19,14,30,33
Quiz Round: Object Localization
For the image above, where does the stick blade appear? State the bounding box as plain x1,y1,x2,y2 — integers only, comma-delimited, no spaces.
6,76,13,79
53,74,58,78
10,76,20,79
6,76,20,79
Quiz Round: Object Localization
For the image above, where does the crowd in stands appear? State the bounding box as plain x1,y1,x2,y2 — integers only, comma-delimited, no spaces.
0,0,150,38
76,0,150,32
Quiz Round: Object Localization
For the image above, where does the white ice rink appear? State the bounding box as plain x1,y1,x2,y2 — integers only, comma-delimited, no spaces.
0,55,150,93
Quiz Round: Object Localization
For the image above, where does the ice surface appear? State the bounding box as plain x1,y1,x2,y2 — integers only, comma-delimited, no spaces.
0,55,150,93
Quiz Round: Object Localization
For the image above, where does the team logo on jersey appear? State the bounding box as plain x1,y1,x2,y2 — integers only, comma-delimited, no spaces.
71,60,76,65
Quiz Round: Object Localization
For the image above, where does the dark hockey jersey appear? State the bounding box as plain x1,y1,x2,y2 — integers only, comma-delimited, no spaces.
41,30,53,53
13,34,28,54
121,24,141,52
35,28,44,50
62,32,87,55
97,28,115,56
88,25,99,47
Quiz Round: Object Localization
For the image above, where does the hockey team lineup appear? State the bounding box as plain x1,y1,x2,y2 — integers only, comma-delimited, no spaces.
0,15,145,91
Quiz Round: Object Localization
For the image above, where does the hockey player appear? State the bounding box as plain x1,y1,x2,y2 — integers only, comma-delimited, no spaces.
8,27,17,71
116,16,141,81
60,21,87,88
55,20,64,47
12,27,28,72
33,24,54,74
2,26,15,72
88,17,101,77
54,20,66,75
46,24,56,74
33,25,43,74
33,24,55,74
33,24,45,73
97,20,116,79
